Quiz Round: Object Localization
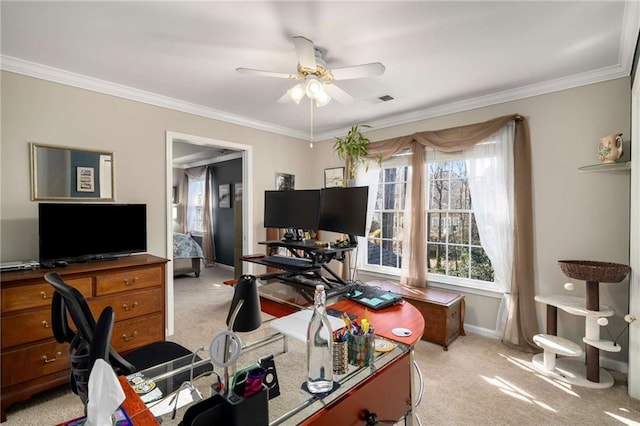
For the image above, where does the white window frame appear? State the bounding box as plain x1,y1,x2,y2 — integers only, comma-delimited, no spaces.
358,150,502,296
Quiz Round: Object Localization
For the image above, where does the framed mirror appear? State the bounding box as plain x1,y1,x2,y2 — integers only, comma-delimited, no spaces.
30,143,115,201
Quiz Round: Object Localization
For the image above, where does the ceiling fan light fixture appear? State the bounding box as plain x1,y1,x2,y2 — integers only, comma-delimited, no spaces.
289,83,305,104
315,89,331,107
305,76,324,99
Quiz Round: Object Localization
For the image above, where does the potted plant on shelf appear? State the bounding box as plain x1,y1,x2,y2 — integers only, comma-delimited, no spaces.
333,124,371,185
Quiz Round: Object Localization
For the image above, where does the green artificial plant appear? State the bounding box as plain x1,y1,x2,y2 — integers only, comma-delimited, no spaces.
333,124,372,181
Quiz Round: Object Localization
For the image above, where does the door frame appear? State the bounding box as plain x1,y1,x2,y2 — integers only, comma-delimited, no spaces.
165,131,254,335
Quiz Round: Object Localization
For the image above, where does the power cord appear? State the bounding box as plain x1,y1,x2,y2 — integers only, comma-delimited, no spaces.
170,347,206,419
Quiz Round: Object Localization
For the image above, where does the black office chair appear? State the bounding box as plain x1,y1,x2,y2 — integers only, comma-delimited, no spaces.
67,305,115,408
45,271,209,399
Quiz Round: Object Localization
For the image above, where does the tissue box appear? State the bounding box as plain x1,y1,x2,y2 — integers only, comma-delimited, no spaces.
62,406,133,425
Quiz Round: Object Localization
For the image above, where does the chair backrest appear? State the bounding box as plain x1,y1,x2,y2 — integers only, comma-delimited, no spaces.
45,271,136,376
69,306,115,408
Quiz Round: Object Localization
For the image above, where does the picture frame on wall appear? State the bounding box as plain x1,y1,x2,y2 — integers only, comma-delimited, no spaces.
76,167,95,192
219,184,231,208
324,167,345,188
275,173,295,190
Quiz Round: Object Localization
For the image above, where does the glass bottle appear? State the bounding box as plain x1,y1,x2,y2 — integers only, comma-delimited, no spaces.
306,284,334,393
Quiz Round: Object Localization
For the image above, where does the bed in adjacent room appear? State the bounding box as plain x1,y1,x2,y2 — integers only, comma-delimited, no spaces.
173,232,204,277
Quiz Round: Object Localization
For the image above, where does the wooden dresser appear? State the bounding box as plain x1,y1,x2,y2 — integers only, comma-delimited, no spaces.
0,254,168,422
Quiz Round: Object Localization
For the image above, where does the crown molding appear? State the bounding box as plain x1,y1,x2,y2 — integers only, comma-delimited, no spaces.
0,55,309,140
336,63,631,142
1,52,633,144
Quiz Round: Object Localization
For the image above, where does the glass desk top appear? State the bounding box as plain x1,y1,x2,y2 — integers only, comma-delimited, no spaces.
131,327,409,425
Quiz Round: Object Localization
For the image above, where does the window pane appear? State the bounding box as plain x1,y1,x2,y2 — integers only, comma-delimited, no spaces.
368,212,381,237
447,245,469,278
470,247,494,281
471,214,481,245
448,213,468,244
427,244,446,274
428,212,443,243
451,160,467,178
450,178,470,209
429,178,449,209
381,212,395,239
367,239,381,265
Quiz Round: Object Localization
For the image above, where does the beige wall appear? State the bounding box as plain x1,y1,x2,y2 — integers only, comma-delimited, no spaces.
0,70,311,262
312,77,632,366
1,71,632,366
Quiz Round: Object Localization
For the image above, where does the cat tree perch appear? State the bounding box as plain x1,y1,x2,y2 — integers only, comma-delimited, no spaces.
533,260,631,389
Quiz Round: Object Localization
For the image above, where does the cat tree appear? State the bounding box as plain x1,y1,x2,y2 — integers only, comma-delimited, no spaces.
532,260,631,389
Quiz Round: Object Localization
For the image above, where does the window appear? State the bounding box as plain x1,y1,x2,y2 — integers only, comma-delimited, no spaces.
363,152,495,289
427,160,494,283
367,166,408,271
187,174,205,236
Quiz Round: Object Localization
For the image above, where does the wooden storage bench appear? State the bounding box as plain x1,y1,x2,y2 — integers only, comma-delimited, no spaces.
369,280,465,350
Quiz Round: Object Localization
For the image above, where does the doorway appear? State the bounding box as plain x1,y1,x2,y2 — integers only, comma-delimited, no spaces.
165,131,254,335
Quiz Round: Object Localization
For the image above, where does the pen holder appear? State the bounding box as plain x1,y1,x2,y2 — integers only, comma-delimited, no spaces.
347,333,375,367
332,341,348,374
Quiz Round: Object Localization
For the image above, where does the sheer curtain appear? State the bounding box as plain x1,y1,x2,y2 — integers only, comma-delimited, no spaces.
465,123,515,336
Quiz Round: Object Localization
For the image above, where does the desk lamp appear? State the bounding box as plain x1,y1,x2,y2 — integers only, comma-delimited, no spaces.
209,274,262,395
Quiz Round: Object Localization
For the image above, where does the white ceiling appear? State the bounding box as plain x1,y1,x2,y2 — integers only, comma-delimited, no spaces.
2,1,639,142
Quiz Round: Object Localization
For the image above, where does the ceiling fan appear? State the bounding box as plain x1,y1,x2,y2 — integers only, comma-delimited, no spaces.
236,36,385,107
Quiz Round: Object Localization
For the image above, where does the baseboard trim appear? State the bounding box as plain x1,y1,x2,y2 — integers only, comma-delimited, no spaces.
214,263,234,271
464,324,501,339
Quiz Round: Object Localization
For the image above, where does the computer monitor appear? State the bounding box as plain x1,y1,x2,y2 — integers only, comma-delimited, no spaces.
318,186,369,244
264,190,321,230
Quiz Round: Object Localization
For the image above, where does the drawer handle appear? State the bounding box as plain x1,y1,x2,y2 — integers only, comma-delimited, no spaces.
41,320,51,328
41,351,62,364
122,331,138,342
123,277,139,286
122,301,139,311
39,291,50,299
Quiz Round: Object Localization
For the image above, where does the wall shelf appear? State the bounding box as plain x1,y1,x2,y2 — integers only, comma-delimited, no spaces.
578,161,631,172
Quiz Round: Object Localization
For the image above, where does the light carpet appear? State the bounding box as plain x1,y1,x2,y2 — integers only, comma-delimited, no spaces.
5,267,640,425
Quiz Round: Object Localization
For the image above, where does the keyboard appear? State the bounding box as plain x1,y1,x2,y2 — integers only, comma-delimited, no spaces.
263,255,314,269
346,285,403,310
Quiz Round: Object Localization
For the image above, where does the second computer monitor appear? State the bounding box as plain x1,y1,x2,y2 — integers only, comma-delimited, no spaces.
318,186,369,239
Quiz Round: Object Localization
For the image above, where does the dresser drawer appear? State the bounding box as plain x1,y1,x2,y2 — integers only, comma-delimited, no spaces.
1,307,55,348
96,267,162,296
1,277,92,313
90,288,163,322
1,340,69,388
112,313,163,353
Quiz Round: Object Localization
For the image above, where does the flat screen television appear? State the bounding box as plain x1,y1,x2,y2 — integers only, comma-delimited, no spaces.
38,203,147,263
264,190,320,230
319,186,369,244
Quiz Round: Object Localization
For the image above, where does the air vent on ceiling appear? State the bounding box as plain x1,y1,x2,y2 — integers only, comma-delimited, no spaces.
378,95,394,102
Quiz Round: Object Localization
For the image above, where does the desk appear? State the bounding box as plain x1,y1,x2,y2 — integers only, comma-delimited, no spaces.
259,280,425,424
131,284,424,425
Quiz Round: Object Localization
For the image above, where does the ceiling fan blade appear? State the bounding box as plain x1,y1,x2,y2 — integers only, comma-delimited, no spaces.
293,36,317,71
277,91,292,103
330,62,386,80
324,83,354,104
236,68,297,79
